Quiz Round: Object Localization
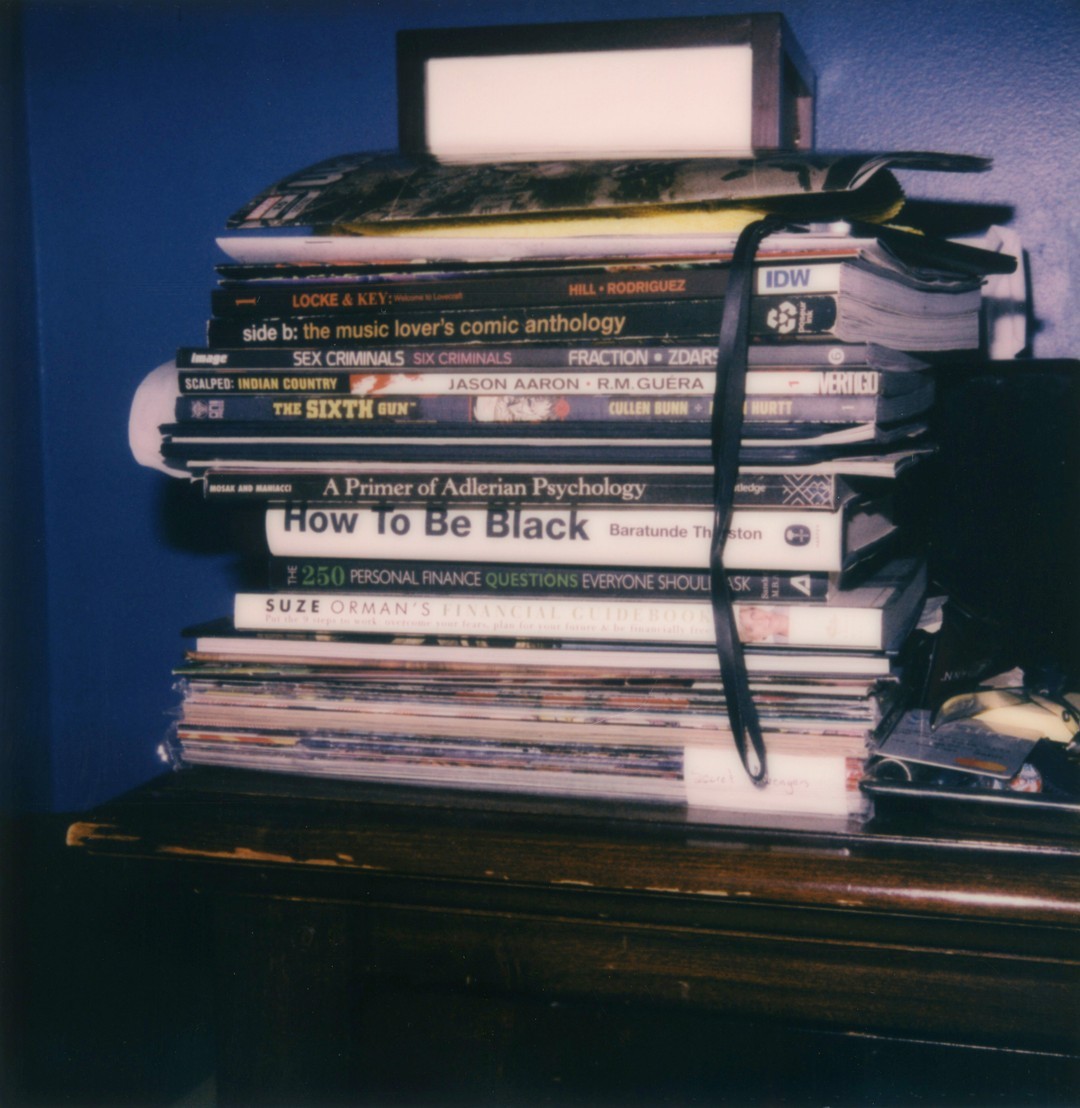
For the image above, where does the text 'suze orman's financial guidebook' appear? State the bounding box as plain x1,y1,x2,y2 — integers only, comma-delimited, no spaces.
129,18,1024,820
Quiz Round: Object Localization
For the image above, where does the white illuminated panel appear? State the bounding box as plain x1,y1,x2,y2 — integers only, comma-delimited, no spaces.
424,45,755,159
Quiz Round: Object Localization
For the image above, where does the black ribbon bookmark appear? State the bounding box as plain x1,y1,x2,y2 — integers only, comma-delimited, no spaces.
709,216,786,786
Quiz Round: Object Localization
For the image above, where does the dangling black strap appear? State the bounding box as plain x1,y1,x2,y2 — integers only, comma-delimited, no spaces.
709,217,785,785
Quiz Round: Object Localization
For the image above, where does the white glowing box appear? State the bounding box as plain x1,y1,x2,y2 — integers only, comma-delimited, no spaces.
396,13,815,160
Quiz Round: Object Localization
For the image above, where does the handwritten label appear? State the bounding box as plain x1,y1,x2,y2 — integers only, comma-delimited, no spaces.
683,745,854,816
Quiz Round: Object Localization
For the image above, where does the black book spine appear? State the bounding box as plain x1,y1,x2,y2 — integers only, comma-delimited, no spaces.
177,367,892,397
204,297,841,349
201,470,841,509
176,340,880,372
210,264,734,316
177,344,724,371
160,436,868,470
267,556,831,602
161,419,845,443
175,393,880,425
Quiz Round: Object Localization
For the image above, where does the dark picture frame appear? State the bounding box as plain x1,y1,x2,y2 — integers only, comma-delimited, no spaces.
396,12,815,157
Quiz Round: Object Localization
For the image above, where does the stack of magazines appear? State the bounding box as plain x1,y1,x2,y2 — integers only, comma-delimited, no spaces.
130,150,1020,820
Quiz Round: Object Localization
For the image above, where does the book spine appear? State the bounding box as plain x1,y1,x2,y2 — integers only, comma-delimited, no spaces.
178,367,887,397
175,393,881,425
231,592,884,649
268,557,831,601
264,504,851,572
212,266,732,315
176,341,880,372
188,631,894,677
204,296,841,349
203,470,841,510
209,261,846,317
212,253,857,283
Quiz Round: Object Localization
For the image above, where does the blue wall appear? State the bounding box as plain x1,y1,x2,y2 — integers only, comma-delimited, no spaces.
2,0,49,812
11,0,1080,811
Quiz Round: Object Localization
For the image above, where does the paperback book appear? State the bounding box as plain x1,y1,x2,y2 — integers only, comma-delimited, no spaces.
183,624,899,677
266,557,833,602
204,467,859,510
224,150,992,235
263,493,897,574
173,385,934,431
177,365,930,400
207,255,980,319
175,339,931,372
204,293,981,353
156,419,932,473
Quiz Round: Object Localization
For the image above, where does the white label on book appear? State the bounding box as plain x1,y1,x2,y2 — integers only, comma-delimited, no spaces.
755,264,845,295
684,745,859,815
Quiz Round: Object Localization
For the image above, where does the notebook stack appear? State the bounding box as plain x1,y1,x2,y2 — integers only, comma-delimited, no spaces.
130,149,1019,820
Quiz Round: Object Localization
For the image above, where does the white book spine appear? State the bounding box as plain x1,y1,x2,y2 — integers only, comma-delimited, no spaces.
192,635,893,676
232,593,885,649
264,505,846,572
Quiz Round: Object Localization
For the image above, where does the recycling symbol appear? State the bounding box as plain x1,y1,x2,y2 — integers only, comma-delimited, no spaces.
766,300,799,334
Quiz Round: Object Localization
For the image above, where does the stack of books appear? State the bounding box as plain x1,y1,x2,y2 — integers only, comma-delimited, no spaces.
132,150,1018,820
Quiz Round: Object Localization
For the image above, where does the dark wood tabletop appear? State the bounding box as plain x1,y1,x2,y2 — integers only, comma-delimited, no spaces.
57,764,1080,1104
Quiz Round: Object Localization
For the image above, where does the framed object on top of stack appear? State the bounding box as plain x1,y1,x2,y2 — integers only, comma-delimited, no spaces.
396,12,815,160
